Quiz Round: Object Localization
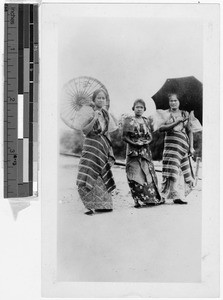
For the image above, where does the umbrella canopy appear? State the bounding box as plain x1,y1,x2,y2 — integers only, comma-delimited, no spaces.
152,76,203,124
60,76,110,129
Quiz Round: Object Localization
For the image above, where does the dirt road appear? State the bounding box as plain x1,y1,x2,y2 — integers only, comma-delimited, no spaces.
57,155,202,282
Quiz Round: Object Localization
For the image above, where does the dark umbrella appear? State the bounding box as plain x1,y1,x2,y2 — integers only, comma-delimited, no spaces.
152,76,203,124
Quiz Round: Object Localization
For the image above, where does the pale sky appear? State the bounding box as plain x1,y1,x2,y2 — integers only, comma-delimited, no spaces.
58,9,203,127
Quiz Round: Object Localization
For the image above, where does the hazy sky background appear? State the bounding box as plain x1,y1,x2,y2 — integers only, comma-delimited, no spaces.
58,14,203,129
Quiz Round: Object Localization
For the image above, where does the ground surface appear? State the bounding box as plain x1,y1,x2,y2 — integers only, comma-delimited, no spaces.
57,155,202,282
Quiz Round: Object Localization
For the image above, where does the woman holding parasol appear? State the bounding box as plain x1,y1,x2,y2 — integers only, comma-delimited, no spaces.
76,88,117,215
122,99,163,208
61,77,118,215
159,93,194,204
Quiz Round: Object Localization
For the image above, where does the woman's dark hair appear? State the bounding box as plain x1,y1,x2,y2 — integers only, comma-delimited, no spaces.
168,93,180,100
92,89,108,102
132,99,146,111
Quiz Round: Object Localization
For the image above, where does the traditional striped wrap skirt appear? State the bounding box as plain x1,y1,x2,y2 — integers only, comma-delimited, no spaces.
76,134,116,210
162,130,192,183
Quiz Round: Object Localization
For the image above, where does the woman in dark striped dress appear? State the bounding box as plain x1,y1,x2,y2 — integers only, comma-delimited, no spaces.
159,93,194,204
76,89,117,215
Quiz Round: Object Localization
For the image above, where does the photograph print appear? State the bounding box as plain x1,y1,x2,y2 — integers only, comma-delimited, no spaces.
58,3,203,283
41,2,220,298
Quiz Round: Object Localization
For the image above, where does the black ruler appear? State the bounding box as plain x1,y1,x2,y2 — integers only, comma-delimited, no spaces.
4,4,39,198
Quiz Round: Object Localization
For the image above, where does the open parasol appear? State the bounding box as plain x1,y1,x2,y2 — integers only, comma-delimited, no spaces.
60,76,110,130
152,76,203,124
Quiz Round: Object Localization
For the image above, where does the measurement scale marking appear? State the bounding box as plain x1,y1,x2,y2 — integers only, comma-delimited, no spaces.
4,3,38,198
4,4,19,197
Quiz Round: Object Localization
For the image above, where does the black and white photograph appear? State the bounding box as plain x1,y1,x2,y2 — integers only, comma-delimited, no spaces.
58,6,203,283
40,2,220,298
0,1,221,300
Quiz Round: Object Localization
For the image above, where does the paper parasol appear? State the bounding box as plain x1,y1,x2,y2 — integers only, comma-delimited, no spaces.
60,76,110,130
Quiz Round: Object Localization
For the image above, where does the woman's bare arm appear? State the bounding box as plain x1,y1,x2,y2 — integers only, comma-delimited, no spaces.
186,120,194,155
159,117,188,132
82,111,99,135
122,132,141,147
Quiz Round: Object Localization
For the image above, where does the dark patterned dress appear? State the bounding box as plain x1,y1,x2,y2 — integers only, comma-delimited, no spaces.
123,116,163,206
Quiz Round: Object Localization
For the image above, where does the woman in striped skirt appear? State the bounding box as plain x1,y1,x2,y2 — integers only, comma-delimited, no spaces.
159,93,194,204
76,89,117,215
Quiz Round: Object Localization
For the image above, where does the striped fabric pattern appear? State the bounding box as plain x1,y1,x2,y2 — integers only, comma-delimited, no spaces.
78,176,113,210
76,134,116,193
162,130,192,183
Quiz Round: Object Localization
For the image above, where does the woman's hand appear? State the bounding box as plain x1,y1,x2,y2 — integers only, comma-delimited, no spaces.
189,147,195,156
135,141,144,146
135,140,150,147
94,110,101,119
176,116,188,124
143,140,150,145
108,157,115,167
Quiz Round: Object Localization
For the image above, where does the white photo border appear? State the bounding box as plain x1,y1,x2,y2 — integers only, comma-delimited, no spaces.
41,2,220,298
